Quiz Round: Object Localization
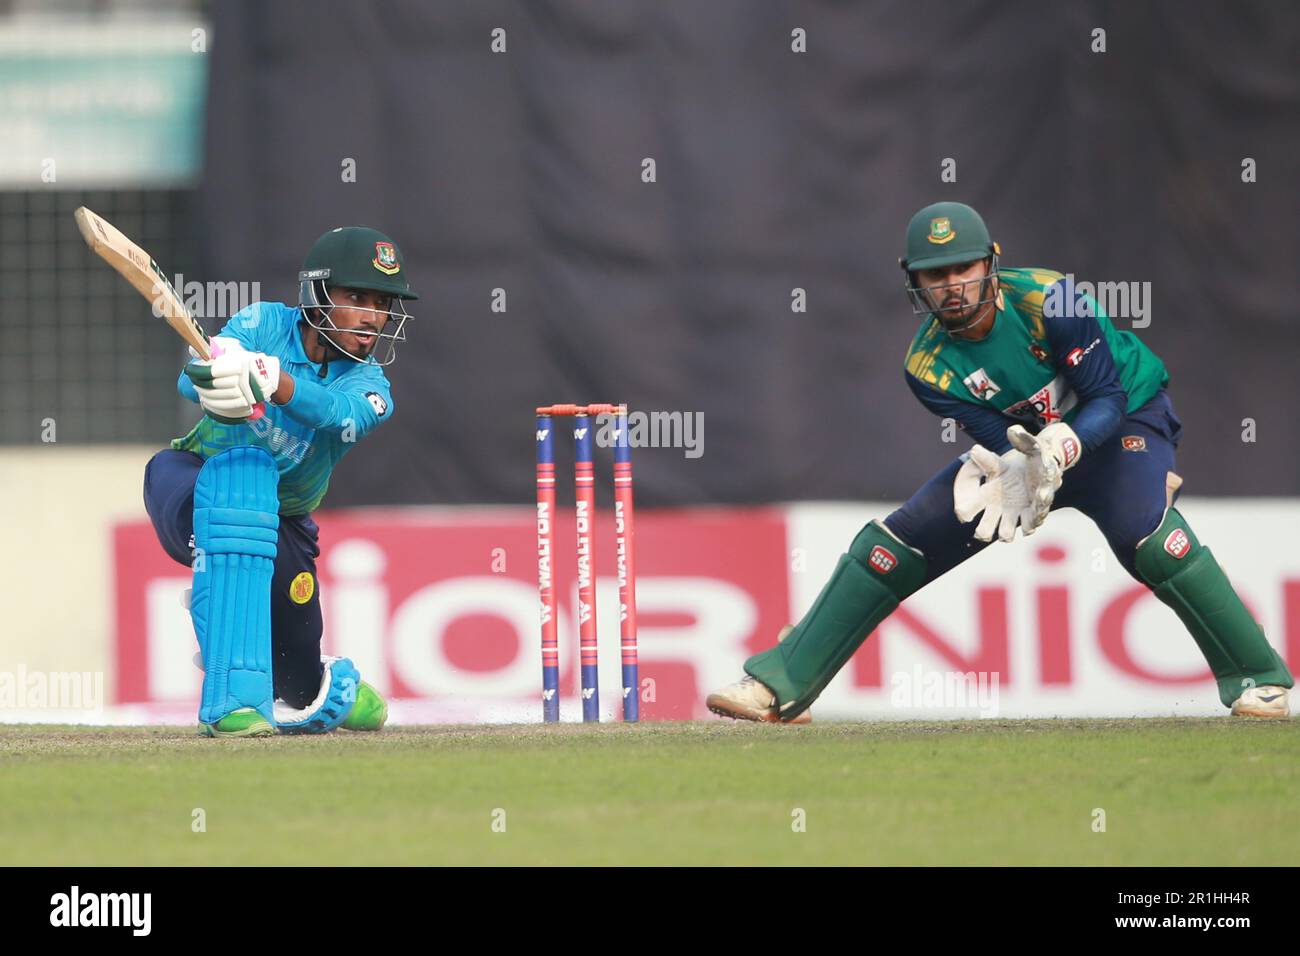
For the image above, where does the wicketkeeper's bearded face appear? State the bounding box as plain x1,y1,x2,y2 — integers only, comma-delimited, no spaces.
899,201,1001,335
915,258,997,329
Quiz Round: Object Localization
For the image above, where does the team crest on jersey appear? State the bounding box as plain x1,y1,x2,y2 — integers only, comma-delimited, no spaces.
365,391,389,416
963,368,1001,400
868,545,897,574
1028,344,1050,363
1121,435,1147,452
928,217,955,244
372,241,400,275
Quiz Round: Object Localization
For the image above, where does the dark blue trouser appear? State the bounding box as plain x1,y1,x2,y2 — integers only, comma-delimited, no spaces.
884,390,1184,587
143,449,325,707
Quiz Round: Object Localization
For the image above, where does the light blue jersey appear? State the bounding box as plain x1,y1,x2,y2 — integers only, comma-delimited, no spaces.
172,302,395,515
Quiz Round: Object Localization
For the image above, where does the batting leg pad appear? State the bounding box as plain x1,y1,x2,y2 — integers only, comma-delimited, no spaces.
1134,507,1294,707
744,520,927,720
191,447,280,726
274,656,361,734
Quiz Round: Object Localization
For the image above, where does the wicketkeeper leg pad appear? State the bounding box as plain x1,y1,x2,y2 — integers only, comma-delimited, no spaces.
191,447,280,726
744,520,927,720
1134,507,1294,707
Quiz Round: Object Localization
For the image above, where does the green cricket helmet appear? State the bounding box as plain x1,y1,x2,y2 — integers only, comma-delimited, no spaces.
898,201,1001,326
298,226,418,367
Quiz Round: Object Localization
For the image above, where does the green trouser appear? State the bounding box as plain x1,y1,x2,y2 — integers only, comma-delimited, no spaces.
1134,507,1293,707
745,520,927,720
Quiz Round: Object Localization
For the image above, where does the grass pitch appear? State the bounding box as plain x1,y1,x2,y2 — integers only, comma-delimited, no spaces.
0,719,1294,866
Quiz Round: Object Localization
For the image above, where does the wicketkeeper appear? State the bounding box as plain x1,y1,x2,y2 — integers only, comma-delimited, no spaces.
708,201,1292,722
143,226,417,736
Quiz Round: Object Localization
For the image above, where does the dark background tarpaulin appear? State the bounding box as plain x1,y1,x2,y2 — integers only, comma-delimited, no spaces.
198,0,1299,506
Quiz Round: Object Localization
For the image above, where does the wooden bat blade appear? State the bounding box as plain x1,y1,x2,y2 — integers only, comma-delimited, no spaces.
74,206,211,360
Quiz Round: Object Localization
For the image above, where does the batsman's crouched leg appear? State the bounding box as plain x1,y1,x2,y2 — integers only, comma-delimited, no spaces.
191,447,280,734
1134,507,1294,707
744,519,927,720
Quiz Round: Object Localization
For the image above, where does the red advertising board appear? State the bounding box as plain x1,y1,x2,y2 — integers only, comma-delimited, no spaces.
113,501,1300,722
113,507,790,721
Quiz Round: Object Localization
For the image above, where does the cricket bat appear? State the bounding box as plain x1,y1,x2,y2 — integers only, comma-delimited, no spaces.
74,205,264,417
74,206,212,360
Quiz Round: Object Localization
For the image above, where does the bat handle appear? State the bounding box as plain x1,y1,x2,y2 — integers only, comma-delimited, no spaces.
207,338,268,421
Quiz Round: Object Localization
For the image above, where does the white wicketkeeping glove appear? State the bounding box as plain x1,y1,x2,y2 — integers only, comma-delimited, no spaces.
953,444,1038,543
1006,422,1081,530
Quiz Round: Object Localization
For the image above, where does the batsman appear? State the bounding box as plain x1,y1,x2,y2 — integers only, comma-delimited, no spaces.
143,226,417,736
709,201,1292,722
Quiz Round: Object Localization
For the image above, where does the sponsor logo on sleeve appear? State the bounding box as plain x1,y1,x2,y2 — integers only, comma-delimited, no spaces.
1065,337,1102,367
365,392,389,416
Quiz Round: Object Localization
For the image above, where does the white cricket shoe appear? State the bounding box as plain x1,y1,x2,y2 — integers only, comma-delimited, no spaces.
706,625,812,724
706,675,812,724
1230,685,1290,719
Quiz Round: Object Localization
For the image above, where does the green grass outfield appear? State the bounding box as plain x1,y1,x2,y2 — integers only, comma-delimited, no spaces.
0,719,1295,866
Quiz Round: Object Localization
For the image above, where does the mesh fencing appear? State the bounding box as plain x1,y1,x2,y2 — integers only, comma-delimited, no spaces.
0,188,199,444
